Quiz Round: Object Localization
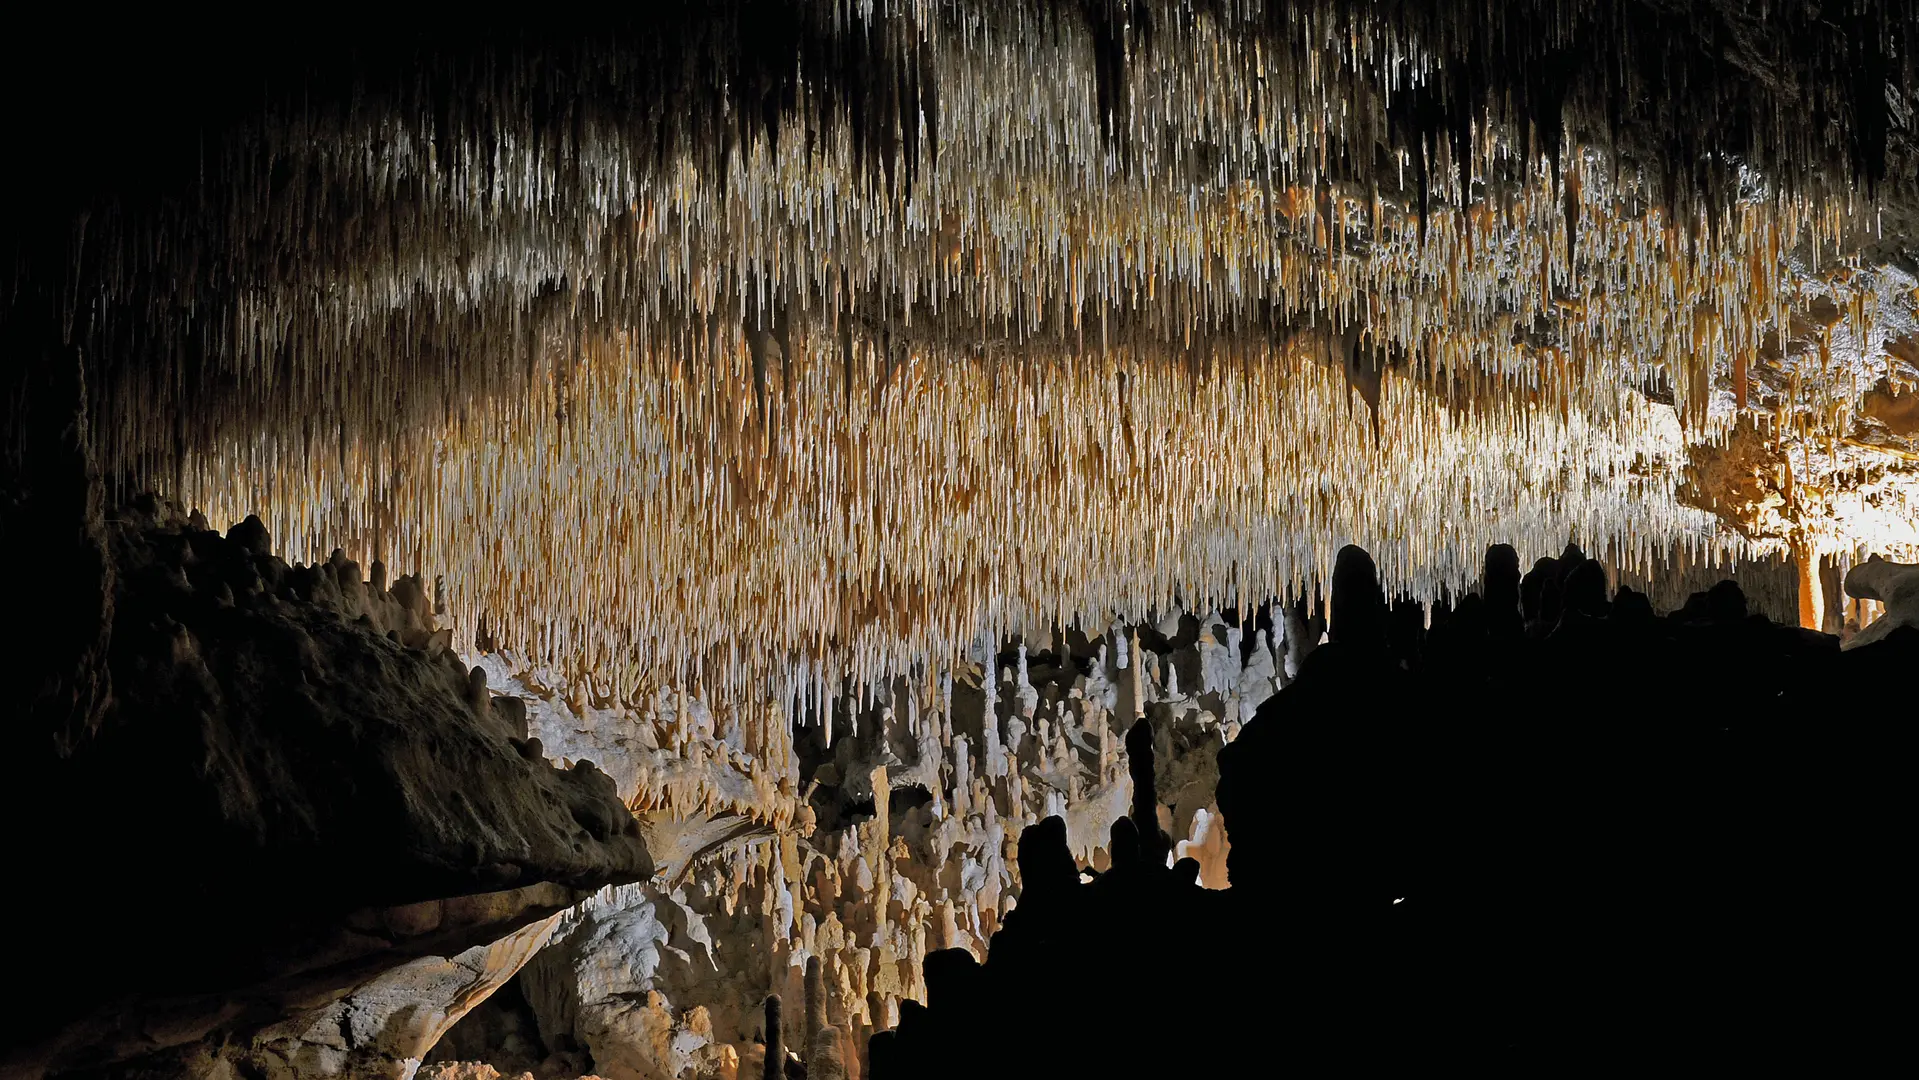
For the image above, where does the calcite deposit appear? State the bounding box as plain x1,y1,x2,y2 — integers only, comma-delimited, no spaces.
48,1,1919,760
1676,266,1919,628
405,539,1919,1079
1842,555,1919,648
231,914,565,1080
433,606,1278,1078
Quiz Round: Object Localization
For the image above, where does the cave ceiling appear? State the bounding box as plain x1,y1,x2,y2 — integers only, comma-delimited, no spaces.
8,1,1919,733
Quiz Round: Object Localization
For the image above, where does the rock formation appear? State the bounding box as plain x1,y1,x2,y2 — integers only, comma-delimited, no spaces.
869,543,1912,1074
7,5,1919,1074
434,539,1883,1077
1842,554,1919,647
425,606,1277,1078
231,913,565,1080
0,501,651,1078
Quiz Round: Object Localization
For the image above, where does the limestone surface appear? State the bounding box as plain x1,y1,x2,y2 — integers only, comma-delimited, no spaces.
1843,554,1919,648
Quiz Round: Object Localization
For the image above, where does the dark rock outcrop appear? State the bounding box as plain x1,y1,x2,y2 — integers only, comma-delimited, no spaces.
869,545,1910,1075
1,501,651,1078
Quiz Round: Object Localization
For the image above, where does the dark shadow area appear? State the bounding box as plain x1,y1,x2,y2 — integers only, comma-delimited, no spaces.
869,543,1908,1075
427,974,591,1079
0,498,651,1077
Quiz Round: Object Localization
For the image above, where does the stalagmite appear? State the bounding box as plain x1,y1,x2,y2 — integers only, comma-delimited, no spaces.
1129,632,1144,719
808,1026,848,1080
1015,645,1038,719
1796,540,1826,632
804,954,826,1052
466,667,491,718
761,996,783,1080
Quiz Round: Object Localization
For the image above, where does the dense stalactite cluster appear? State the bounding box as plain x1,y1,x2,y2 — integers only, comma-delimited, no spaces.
67,2,1919,734
12,11,1917,705
176,329,1729,745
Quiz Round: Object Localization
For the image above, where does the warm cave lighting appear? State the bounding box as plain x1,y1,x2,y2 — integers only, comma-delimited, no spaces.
8,4,1919,1078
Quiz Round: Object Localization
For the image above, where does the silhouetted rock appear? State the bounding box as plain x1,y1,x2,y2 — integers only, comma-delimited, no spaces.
869,541,1901,1074
1328,544,1388,651
1484,543,1523,640
1124,719,1170,869
1707,578,1750,621
761,996,783,1080
1612,584,1654,624
1562,557,1609,617
1521,555,1563,632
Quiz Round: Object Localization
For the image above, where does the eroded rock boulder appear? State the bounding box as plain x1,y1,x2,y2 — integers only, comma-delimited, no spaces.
1843,554,1919,648
517,884,736,1080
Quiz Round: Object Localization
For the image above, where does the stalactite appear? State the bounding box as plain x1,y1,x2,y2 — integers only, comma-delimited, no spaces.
47,0,1919,769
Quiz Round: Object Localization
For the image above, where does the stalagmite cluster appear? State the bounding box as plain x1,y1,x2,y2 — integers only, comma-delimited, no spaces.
450,606,1274,1078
